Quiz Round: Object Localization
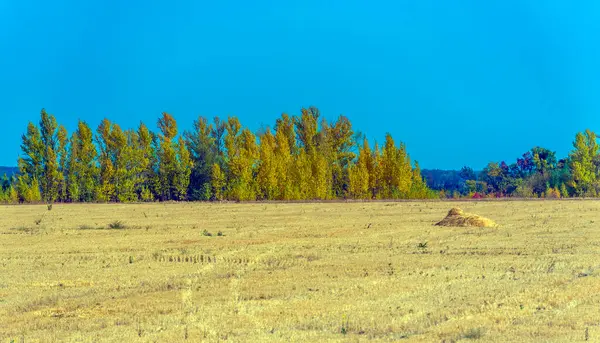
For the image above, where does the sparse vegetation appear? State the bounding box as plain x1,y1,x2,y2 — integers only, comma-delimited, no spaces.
462,327,485,340
10,226,37,234
108,221,127,230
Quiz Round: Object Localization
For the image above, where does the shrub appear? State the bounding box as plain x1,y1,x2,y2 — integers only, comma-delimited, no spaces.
108,221,127,230
462,327,484,340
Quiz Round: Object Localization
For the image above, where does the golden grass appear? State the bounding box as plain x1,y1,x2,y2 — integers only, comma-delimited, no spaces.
1,201,600,342
435,207,498,228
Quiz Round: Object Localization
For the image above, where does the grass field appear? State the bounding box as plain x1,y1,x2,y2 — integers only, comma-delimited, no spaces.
2,201,600,342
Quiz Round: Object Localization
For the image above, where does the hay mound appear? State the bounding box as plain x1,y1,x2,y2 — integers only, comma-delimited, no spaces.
435,207,497,228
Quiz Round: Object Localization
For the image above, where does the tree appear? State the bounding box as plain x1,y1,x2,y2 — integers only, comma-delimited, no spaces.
136,122,156,201
14,107,435,202
273,120,294,199
174,136,193,200
347,138,370,199
184,116,216,200
56,125,69,201
569,129,598,196
257,129,278,199
409,161,429,198
294,107,320,153
96,119,116,201
211,163,225,200
531,147,557,176
326,115,355,197
67,121,98,202
38,109,60,201
156,112,179,200
459,166,476,181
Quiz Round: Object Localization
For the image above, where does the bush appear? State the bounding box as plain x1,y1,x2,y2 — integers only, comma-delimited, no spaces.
140,186,154,202
546,187,561,199
108,221,127,229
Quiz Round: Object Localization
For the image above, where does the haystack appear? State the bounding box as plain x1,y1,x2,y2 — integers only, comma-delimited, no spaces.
435,207,497,228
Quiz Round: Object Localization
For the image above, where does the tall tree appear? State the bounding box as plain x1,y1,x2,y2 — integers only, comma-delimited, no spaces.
39,109,61,201
347,138,370,199
56,125,69,201
185,116,216,200
257,129,278,200
174,136,193,200
326,115,355,197
569,129,598,196
67,121,98,202
155,113,192,200
136,122,156,201
225,118,258,201
96,118,116,201
156,113,179,200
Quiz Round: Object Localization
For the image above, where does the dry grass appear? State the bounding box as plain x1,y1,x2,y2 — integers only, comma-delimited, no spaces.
435,207,498,228
1,201,600,342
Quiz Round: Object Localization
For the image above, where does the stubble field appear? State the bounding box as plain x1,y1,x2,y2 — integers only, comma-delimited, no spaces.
1,200,600,342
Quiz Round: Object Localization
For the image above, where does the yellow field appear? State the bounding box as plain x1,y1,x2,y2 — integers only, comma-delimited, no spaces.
1,201,600,342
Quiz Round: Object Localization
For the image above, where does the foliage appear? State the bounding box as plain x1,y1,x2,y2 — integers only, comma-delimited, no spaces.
13,107,434,202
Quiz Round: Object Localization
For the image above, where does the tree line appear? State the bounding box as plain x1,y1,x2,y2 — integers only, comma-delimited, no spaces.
435,129,600,198
0,107,435,203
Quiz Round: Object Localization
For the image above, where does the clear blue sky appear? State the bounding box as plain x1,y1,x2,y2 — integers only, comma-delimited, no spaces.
1,0,598,169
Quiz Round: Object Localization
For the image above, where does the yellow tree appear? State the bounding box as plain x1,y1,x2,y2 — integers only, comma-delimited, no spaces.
66,121,98,202
224,117,258,201
380,134,397,198
396,143,413,198
348,138,371,199
291,148,312,200
274,121,293,199
96,118,116,201
371,142,383,199
409,161,429,199
257,129,278,200
211,163,226,200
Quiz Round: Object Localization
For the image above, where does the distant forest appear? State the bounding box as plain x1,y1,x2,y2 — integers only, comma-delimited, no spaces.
425,132,597,199
1,109,598,203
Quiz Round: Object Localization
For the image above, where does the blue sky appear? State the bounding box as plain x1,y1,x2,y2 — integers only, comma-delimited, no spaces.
1,0,598,169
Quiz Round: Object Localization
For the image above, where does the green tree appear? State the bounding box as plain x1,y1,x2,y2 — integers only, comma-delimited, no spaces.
326,115,355,197
155,113,192,200
67,121,98,202
184,116,216,200
156,113,179,200
96,119,116,201
569,129,598,196
39,109,60,201
136,122,156,200
174,136,193,200
56,125,69,201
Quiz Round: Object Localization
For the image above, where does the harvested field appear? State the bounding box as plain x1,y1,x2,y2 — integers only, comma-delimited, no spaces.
1,201,600,342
